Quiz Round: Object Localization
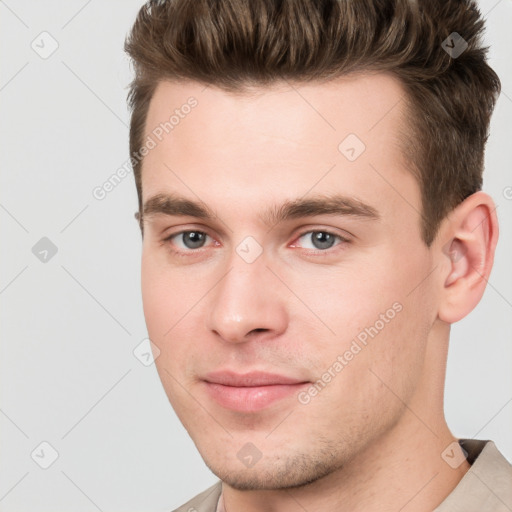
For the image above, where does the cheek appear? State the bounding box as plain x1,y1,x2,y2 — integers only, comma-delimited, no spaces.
141,259,189,408
286,264,403,346
140,250,187,351
294,247,432,379
141,256,168,336
141,250,211,375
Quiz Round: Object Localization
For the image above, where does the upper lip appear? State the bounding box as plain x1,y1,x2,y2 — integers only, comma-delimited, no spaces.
203,371,308,387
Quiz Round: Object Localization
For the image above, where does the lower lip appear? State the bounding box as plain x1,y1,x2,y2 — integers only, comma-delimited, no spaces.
203,382,308,412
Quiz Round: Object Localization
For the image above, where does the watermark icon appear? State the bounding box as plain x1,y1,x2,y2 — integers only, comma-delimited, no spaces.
133,338,161,366
503,186,512,201
298,301,403,405
32,237,58,263
441,441,468,469
237,442,262,468
31,31,59,60
441,32,468,59
92,97,198,201
442,239,467,264
338,133,366,162
236,236,263,263
31,441,59,469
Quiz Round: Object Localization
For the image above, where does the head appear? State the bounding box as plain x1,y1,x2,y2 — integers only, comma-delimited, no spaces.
125,0,500,490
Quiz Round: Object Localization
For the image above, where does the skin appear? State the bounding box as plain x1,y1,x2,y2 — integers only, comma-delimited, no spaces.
139,73,498,512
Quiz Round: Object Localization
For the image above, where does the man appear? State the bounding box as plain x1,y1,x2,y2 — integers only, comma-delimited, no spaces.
124,0,512,510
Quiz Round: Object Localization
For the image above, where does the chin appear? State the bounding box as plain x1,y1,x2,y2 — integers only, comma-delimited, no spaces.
202,448,344,491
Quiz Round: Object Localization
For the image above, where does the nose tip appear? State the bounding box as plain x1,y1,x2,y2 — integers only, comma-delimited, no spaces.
206,263,288,344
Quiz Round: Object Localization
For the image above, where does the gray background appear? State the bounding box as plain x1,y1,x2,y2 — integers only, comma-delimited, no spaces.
0,1,510,511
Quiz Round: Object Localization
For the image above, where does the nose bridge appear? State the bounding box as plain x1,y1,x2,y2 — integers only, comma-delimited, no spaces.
206,249,287,343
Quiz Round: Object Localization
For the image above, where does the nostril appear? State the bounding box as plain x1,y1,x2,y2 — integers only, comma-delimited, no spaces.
249,328,268,334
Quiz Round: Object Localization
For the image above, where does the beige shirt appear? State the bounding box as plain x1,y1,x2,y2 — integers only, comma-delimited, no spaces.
173,439,512,512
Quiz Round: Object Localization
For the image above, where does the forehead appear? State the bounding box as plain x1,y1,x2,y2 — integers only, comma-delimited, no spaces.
141,73,418,226
143,73,407,150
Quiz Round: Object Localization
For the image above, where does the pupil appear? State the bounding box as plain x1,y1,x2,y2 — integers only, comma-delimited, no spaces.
184,232,205,249
313,232,335,250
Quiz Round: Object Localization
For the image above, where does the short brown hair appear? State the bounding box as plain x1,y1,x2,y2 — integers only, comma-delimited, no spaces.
125,0,500,245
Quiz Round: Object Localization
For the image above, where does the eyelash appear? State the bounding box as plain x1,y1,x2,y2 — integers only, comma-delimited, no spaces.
161,229,350,258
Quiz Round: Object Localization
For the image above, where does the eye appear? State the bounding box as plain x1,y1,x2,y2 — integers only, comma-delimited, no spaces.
164,230,212,251
294,230,347,251
162,228,349,256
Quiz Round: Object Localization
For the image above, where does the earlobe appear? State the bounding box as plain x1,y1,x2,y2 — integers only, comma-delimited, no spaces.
437,192,499,324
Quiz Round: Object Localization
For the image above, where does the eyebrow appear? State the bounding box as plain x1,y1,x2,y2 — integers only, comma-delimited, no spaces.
142,192,380,227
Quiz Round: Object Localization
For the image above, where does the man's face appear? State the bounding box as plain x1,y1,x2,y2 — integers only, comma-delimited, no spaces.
140,74,438,489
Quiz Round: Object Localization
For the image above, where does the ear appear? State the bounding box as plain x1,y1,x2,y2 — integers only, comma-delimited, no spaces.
436,191,499,324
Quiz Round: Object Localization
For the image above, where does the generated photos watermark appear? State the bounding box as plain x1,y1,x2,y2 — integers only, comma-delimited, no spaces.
298,301,403,405
92,96,198,201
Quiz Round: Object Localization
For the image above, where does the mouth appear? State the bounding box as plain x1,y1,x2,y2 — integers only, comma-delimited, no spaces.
202,370,310,412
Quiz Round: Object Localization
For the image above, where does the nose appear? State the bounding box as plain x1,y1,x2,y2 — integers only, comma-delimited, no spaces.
205,254,288,344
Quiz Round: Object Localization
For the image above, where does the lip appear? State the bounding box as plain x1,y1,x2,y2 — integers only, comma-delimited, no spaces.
202,371,310,412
